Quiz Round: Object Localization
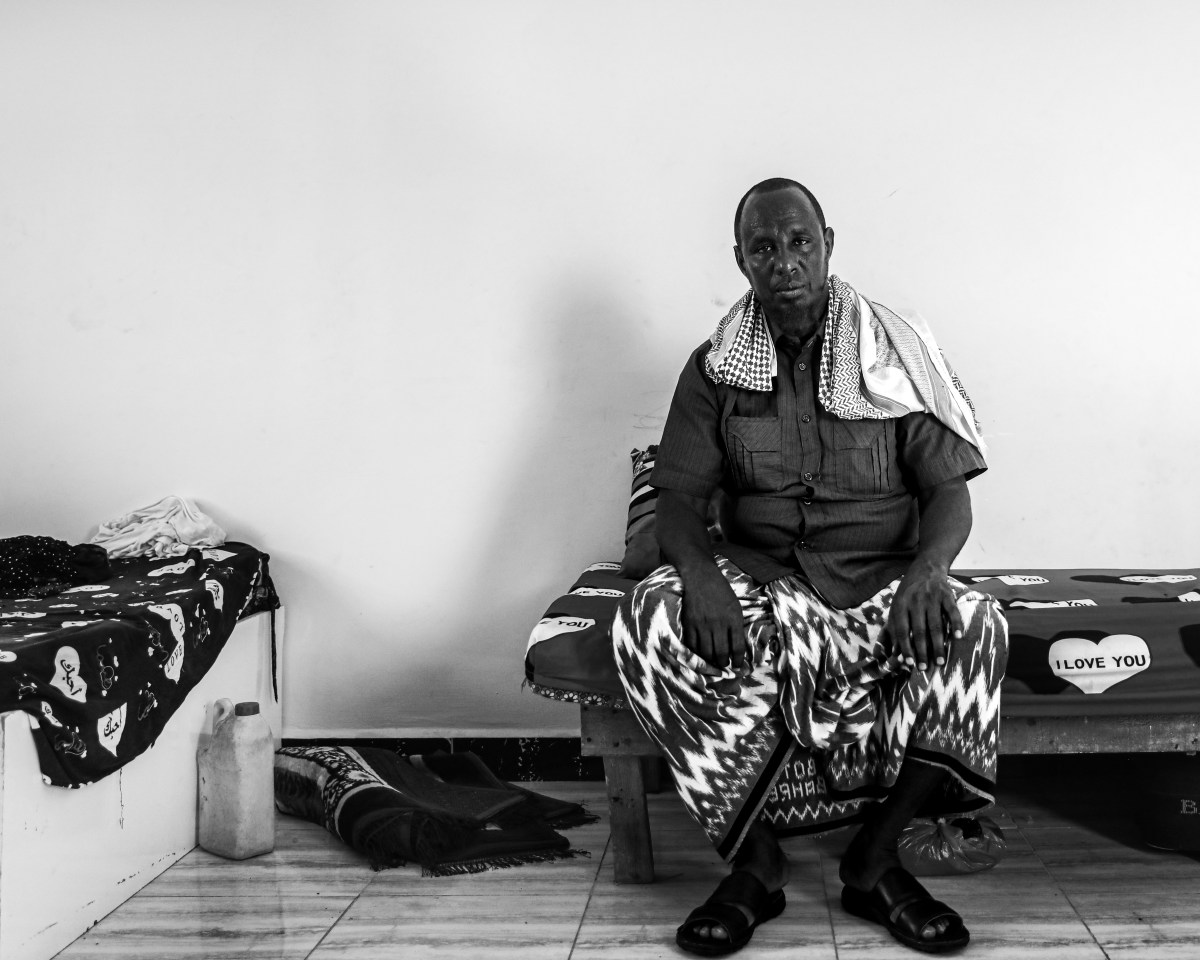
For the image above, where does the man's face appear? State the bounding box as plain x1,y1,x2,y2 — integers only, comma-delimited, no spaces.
734,187,834,320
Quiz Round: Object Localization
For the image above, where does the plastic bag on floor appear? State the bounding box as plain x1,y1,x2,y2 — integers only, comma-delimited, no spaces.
897,816,1006,876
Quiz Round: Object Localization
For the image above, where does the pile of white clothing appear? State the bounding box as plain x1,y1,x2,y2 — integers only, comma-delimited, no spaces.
90,495,227,558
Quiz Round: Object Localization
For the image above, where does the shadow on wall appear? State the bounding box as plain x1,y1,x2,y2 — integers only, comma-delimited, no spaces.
459,271,665,675
255,552,364,730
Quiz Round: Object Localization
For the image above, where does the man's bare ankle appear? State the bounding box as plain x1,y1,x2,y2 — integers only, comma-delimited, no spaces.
732,826,789,892
839,823,899,891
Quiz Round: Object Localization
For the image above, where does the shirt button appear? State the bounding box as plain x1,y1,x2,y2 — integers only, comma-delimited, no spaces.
797,362,807,371
801,414,811,423
803,472,813,481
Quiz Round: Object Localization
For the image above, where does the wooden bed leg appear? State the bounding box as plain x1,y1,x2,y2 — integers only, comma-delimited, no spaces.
580,703,660,883
603,753,654,883
641,755,665,793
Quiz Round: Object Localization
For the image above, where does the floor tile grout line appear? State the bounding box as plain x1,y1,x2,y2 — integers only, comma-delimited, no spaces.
567,826,612,959
59,785,1200,959
816,846,842,960
1009,809,1113,959
302,879,372,960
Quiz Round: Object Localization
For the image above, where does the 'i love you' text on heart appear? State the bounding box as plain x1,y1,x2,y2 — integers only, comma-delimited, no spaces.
1048,635,1151,694
526,616,597,653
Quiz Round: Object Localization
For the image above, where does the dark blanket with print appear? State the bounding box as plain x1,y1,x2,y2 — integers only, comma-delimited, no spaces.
0,541,278,786
959,568,1200,716
0,536,111,599
526,562,1200,718
275,746,596,875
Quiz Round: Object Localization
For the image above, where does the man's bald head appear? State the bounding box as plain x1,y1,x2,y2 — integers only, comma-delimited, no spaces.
734,178,826,246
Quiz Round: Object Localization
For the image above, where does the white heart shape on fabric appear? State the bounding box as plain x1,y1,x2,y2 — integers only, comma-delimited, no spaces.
50,646,88,702
39,701,63,727
1009,599,1097,609
569,587,626,598
1049,635,1151,694
148,603,187,644
526,615,597,652
1121,574,1196,584
97,703,127,756
971,575,1049,586
163,640,184,683
148,559,196,577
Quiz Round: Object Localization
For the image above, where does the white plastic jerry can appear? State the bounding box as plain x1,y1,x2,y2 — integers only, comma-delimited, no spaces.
197,698,275,859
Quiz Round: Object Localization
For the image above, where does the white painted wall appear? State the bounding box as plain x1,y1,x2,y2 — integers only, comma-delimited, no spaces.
2,1,1197,737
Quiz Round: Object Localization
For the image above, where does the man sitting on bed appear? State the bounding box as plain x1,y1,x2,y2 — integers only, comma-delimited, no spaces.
612,178,1008,956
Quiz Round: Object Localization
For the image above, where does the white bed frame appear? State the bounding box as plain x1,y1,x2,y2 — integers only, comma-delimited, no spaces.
0,608,284,960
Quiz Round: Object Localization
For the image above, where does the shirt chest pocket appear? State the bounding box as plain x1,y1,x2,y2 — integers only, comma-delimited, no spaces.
833,418,886,449
725,416,784,492
831,418,896,496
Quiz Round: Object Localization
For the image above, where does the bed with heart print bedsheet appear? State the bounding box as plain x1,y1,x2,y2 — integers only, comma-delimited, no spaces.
0,541,278,786
525,564,1200,718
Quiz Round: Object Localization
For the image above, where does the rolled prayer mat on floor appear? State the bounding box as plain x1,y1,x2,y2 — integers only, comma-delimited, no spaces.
274,745,596,875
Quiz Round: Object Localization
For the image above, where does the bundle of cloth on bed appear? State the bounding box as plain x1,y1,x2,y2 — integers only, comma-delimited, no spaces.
0,540,278,786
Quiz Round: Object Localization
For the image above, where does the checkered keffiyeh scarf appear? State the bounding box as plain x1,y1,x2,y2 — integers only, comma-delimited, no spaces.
704,275,986,454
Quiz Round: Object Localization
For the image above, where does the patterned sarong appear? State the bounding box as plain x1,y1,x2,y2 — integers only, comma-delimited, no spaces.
612,559,1007,860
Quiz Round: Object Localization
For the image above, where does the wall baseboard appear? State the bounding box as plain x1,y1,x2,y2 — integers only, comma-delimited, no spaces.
279,740,1154,789
280,735,605,782
282,727,583,740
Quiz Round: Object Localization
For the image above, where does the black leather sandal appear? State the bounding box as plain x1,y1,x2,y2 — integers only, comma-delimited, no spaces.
675,870,787,956
841,867,969,953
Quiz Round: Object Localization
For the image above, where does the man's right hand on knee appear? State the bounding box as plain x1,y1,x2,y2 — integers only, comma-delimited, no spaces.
680,567,746,670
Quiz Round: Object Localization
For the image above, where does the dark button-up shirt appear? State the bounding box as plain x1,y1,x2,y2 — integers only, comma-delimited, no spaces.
651,333,987,608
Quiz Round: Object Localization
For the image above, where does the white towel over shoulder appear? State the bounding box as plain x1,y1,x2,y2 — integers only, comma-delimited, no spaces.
91,495,227,558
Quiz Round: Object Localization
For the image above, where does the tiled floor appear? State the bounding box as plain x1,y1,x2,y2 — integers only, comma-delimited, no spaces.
56,758,1200,959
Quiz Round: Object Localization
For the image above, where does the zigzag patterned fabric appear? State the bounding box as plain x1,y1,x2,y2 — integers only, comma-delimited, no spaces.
611,559,1008,859
704,276,984,452
820,275,891,418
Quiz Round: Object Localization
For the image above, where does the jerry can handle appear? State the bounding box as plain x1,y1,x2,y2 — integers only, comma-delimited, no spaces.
211,698,235,733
